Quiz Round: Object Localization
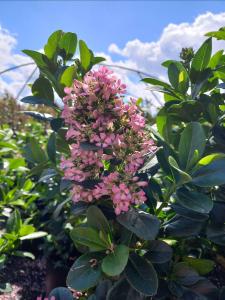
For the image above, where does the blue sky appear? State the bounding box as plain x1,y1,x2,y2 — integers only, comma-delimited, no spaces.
1,1,225,111
1,1,225,55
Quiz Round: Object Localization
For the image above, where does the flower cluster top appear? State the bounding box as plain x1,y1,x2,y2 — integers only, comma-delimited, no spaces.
61,66,156,215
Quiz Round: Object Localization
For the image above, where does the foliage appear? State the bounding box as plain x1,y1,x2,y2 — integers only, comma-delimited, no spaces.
2,27,225,299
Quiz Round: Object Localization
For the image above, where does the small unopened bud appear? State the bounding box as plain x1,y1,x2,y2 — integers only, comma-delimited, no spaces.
89,258,98,268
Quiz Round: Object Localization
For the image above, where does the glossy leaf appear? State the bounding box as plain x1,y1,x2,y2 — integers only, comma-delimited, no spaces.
47,132,56,163
70,227,109,251
206,223,225,246
168,62,189,94
22,50,48,69
19,231,47,240
20,96,54,108
60,65,77,87
94,280,112,300
206,27,225,40
44,30,63,60
23,138,47,164
183,257,214,275
142,77,172,90
32,76,54,101
67,253,102,291
102,245,129,276
59,32,77,60
164,215,203,237
190,38,212,83
87,206,111,235
173,262,200,286
117,209,160,240
125,253,158,296
168,156,192,184
79,40,91,70
178,122,206,171
106,278,145,300
6,209,22,233
144,240,173,264
49,287,74,300
192,157,225,187
176,188,213,214
23,111,53,122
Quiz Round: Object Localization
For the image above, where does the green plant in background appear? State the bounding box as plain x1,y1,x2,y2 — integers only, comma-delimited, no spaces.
1,27,225,299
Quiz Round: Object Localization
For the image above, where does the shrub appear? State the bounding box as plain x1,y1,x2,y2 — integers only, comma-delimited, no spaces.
17,27,225,299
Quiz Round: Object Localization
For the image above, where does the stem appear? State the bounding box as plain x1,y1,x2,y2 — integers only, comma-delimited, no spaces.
156,183,177,215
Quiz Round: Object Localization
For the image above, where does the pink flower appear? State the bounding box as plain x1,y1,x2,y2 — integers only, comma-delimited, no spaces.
60,67,156,214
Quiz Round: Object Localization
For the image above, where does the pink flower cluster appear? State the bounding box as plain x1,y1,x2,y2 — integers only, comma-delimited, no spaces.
60,66,156,214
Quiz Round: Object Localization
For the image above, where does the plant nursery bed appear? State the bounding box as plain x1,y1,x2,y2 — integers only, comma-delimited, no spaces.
0,257,46,300
0,256,71,300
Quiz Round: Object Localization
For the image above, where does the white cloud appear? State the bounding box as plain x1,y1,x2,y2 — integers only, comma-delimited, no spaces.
108,11,225,78
1,11,225,114
0,26,37,98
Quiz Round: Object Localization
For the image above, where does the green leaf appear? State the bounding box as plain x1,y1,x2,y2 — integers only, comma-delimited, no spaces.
47,132,56,163
192,157,225,187
117,209,160,241
23,137,47,164
20,96,54,108
7,158,25,170
168,62,189,94
167,100,202,122
60,65,77,87
94,280,112,300
183,257,214,275
102,245,129,276
49,287,74,300
208,50,224,68
178,122,206,171
23,111,53,122
142,77,172,89
13,251,35,260
39,168,58,183
125,253,158,296
79,40,91,70
172,202,207,221
176,188,213,214
144,240,173,264
87,206,111,236
59,32,77,60
71,202,88,216
206,27,225,40
70,227,109,251
22,50,48,69
6,209,22,233
20,231,47,240
156,107,173,143
197,153,225,167
190,38,212,83
206,223,225,246
92,56,106,65
0,254,7,269
191,68,213,98
32,77,54,101
173,262,200,286
164,215,203,237
50,118,64,132
66,253,102,291
19,224,35,237
168,156,192,184
107,278,144,300
44,30,63,60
